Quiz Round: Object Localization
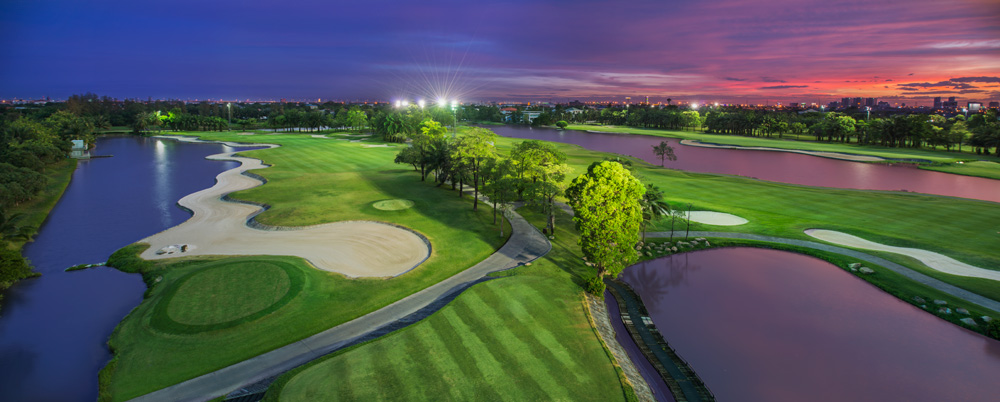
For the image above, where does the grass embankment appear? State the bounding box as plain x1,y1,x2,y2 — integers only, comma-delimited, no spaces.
568,124,1000,179
267,208,636,402
489,134,1000,304
100,132,513,401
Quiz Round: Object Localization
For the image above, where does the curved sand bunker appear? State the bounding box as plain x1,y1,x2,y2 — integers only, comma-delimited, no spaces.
687,211,748,226
804,229,1000,281
680,140,886,162
141,136,430,278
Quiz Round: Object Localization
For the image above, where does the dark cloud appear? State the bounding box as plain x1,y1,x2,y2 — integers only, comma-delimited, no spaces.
760,77,786,83
760,85,808,90
725,77,748,81
949,76,1000,83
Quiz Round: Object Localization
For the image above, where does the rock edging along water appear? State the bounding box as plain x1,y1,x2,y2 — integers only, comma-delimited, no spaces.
128,205,552,402
605,278,715,402
143,135,430,278
645,231,1000,314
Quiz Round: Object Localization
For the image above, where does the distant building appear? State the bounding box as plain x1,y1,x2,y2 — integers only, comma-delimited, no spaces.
989,101,999,109
522,110,542,123
852,97,863,107
841,98,850,108
829,101,840,109
943,96,959,109
865,98,876,107
968,102,982,113
933,97,942,109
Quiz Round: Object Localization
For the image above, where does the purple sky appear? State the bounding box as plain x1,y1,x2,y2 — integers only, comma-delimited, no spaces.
1,0,998,105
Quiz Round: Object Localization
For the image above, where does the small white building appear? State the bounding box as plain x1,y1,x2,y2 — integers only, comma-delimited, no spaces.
70,140,90,159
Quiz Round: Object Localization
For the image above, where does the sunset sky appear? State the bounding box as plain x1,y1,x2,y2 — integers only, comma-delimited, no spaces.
2,0,998,105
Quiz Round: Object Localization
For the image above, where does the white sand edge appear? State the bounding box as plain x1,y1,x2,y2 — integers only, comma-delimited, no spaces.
687,211,748,226
804,229,1000,281
141,135,430,278
680,139,886,162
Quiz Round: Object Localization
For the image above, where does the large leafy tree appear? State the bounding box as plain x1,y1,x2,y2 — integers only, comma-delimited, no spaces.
451,127,497,211
566,161,645,279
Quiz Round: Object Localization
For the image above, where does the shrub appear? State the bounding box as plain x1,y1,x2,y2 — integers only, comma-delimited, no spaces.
585,276,606,297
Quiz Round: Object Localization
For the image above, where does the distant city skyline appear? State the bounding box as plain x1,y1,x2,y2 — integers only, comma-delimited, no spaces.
1,0,998,106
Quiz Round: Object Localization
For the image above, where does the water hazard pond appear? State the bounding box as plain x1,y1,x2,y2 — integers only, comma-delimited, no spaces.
619,248,1000,401
489,125,1000,203
0,136,254,401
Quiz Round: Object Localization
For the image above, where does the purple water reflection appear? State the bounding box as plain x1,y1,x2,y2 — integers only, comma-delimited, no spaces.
489,125,1000,203
618,248,1000,402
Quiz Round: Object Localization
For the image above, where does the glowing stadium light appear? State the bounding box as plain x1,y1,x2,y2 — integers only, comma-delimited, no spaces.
451,100,458,109
691,103,699,110
418,99,426,109
437,97,447,107
395,100,401,108
401,100,409,107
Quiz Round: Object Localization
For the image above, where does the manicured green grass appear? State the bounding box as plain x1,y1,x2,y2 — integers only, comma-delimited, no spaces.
101,132,513,401
567,124,1000,165
921,160,1000,180
489,134,1000,302
6,159,76,250
268,207,635,402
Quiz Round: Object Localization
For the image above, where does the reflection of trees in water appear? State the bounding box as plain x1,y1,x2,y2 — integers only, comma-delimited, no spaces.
985,337,1000,362
625,252,702,306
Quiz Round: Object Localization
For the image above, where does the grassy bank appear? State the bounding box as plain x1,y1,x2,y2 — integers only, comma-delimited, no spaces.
268,207,636,401
567,124,1000,178
100,132,512,401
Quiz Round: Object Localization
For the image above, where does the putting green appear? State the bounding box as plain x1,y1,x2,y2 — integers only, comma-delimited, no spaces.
153,260,304,333
373,199,415,211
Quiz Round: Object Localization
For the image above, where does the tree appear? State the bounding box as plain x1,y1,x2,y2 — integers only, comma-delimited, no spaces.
651,141,677,167
346,107,368,131
451,127,497,211
639,184,670,243
566,161,645,280
555,120,569,129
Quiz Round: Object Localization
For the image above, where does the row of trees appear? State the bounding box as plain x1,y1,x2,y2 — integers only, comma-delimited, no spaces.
394,120,569,236
395,121,687,297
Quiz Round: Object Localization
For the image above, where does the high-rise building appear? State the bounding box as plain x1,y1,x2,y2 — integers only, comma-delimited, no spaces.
943,97,959,109
968,102,982,113
852,97,863,107
933,97,942,109
865,98,876,107
989,101,999,109
841,98,851,108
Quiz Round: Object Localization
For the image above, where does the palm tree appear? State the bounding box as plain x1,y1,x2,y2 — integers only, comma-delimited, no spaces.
640,184,671,243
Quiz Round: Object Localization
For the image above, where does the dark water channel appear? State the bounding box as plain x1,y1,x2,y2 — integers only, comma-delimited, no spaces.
489,125,1000,203
618,248,1000,401
0,136,253,401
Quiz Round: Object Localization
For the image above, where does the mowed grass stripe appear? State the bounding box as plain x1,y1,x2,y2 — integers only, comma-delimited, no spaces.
476,282,589,384
448,293,570,401
399,329,454,400
427,312,507,401
370,340,408,400
343,348,378,400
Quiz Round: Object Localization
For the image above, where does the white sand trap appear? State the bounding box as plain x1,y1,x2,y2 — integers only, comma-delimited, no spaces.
310,134,332,139
362,144,392,148
680,140,886,162
687,211,748,226
144,136,430,278
804,229,1000,281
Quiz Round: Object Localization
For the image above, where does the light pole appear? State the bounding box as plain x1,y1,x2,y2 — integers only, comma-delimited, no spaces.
963,108,968,119
865,106,870,121
227,102,232,131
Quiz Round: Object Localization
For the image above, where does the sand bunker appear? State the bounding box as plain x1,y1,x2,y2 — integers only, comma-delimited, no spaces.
804,229,1000,281
687,211,748,226
680,140,886,162
143,136,430,277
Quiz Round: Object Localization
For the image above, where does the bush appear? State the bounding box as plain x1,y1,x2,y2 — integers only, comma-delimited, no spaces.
986,319,1000,340
585,276,606,297
556,120,569,129
0,247,34,285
